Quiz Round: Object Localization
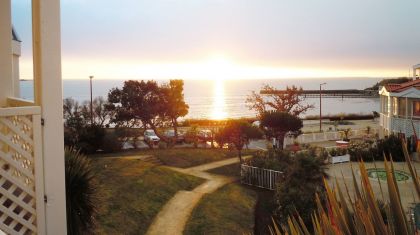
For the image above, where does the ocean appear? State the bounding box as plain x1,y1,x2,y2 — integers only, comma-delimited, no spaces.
20,78,381,119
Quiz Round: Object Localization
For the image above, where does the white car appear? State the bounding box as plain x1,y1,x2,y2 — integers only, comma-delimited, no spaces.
164,129,185,143
144,129,160,144
198,129,212,141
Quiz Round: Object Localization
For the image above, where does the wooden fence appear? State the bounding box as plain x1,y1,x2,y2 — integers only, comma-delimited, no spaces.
240,164,283,190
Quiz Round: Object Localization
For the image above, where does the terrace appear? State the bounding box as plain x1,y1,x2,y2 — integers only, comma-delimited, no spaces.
379,67,420,138
0,0,66,234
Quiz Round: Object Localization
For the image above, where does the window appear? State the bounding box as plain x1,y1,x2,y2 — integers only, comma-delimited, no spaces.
413,101,420,117
393,97,398,116
398,98,406,117
382,96,388,113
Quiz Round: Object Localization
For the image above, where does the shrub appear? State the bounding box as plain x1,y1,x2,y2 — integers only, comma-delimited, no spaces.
329,147,348,157
158,141,168,149
245,150,292,172
328,148,338,157
274,153,327,229
377,135,404,161
65,148,97,235
348,140,378,162
101,132,122,153
77,125,106,154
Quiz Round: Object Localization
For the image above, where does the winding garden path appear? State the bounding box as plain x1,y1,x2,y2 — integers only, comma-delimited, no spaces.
146,157,248,235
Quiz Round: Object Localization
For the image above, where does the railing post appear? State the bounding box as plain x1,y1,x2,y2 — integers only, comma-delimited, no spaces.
0,0,14,107
33,113,46,234
32,0,67,233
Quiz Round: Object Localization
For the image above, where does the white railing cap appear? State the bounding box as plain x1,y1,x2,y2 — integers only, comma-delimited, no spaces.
0,106,41,117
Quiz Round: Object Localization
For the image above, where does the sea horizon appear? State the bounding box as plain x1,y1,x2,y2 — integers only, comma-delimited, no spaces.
20,77,382,119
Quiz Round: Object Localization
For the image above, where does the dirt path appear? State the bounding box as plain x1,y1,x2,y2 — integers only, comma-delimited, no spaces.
146,157,248,235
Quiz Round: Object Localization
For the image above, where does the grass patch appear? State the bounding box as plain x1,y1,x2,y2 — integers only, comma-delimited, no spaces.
253,189,276,235
184,183,257,235
153,148,245,168
92,157,204,235
207,163,241,177
92,148,257,168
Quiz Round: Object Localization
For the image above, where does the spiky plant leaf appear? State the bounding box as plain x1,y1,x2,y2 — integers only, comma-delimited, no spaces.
383,158,409,235
65,147,97,235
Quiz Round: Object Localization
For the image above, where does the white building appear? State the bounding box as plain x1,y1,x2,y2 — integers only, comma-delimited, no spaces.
379,64,420,138
0,1,67,234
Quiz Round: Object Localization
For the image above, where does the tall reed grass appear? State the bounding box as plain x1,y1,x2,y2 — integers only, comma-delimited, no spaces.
271,139,419,235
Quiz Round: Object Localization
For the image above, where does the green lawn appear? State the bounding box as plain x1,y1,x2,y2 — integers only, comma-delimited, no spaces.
184,183,257,235
92,148,257,168
92,157,204,235
207,163,276,235
207,162,241,177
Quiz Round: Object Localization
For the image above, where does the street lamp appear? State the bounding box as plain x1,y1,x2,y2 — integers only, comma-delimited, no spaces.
89,75,94,124
319,83,326,132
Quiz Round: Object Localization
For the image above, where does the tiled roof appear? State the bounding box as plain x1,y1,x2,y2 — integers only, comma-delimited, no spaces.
385,79,420,92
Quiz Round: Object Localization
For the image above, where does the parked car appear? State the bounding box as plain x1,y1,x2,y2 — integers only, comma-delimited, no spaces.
197,129,213,142
164,129,185,143
144,129,160,144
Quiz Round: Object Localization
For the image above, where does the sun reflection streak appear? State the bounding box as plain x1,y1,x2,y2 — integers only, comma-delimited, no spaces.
211,79,227,120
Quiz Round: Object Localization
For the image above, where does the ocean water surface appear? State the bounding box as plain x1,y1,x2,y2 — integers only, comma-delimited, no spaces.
20,78,381,119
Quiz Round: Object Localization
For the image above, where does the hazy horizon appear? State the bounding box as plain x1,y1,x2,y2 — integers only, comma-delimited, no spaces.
12,0,420,80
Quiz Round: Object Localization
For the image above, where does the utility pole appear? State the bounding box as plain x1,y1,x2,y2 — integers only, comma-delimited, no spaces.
319,83,326,132
89,75,94,124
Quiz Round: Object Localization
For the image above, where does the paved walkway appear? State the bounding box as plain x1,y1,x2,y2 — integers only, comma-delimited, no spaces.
327,161,420,211
146,157,248,235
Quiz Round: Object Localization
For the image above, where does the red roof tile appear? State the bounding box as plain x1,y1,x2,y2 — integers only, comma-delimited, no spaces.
385,79,420,92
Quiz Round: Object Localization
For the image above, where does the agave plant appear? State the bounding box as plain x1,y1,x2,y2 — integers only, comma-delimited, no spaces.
65,147,97,235
271,139,420,235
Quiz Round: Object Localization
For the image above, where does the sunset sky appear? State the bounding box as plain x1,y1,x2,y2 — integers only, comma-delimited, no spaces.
12,0,420,80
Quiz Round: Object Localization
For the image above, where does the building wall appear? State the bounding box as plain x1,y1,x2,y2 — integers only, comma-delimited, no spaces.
12,40,20,97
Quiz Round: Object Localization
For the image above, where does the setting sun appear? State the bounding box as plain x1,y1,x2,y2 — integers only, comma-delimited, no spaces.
203,55,235,80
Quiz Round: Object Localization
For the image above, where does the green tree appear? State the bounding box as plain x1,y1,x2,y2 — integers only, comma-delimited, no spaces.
185,125,199,148
63,97,119,153
246,84,314,117
81,96,115,127
214,128,229,149
107,80,190,147
260,111,303,150
161,80,189,140
107,80,166,147
218,120,263,162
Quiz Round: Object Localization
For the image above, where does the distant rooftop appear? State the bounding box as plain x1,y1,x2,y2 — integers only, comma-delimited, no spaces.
12,27,21,42
385,79,420,93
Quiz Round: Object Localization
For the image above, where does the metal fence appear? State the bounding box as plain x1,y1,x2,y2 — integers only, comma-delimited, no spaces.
240,164,284,190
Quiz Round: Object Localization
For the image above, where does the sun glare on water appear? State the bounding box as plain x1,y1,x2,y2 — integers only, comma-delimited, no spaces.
206,55,230,120
211,79,227,120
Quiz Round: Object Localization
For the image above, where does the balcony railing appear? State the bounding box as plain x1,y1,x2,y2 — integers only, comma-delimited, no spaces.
0,97,45,234
380,113,420,137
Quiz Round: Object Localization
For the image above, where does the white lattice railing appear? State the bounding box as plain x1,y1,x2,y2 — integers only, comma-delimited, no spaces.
380,113,420,137
0,102,45,234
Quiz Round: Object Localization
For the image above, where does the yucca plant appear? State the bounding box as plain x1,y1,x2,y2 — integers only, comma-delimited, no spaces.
65,147,97,235
271,139,420,235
